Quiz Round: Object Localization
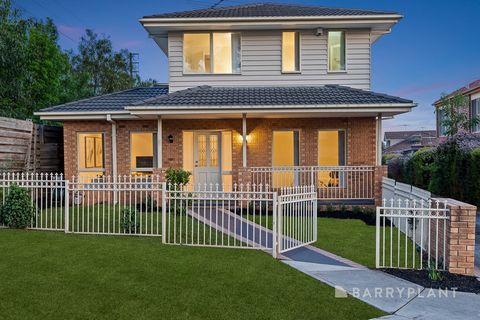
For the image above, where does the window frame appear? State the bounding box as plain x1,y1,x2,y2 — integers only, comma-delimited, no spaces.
77,132,105,173
471,98,480,133
327,30,347,73
182,32,242,75
281,31,301,74
436,108,448,137
130,131,158,174
317,129,347,166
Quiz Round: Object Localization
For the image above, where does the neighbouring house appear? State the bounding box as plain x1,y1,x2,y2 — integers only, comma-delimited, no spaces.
35,3,415,205
434,79,480,137
383,130,437,155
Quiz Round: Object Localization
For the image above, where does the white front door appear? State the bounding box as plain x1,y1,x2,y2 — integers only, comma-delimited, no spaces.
194,132,221,186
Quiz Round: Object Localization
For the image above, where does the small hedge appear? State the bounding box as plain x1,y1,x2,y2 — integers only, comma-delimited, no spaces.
389,133,480,206
0,185,34,229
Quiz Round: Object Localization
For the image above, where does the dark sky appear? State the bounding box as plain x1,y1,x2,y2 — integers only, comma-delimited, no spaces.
17,0,480,131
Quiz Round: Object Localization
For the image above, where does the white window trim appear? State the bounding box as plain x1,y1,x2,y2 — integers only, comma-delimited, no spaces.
77,132,106,173
327,30,347,73
471,98,480,133
130,131,157,173
182,32,242,75
281,31,302,74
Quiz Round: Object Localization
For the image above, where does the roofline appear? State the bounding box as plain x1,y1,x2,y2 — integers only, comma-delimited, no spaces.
140,14,403,24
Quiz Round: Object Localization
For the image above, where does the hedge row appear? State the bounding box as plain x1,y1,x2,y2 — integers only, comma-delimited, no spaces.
386,132,480,207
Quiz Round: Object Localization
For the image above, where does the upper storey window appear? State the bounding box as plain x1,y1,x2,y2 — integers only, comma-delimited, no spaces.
183,32,241,74
282,32,300,72
328,31,346,72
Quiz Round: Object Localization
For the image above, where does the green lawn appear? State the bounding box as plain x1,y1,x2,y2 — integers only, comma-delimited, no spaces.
314,218,420,269
0,230,385,320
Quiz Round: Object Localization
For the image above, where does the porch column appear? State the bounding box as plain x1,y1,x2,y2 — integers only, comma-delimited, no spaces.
242,113,247,167
376,113,383,165
157,116,162,169
107,114,117,177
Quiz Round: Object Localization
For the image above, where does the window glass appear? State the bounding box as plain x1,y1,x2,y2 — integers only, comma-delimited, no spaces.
282,32,300,72
78,133,104,181
221,131,232,188
183,33,211,73
318,130,346,187
437,108,448,136
272,131,299,187
328,31,345,71
184,33,240,74
472,99,480,132
131,133,156,174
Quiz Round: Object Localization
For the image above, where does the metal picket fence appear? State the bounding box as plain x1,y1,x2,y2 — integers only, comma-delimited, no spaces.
376,199,449,270
0,173,318,258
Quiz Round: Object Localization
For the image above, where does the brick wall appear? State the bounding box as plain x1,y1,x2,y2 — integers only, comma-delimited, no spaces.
63,117,377,179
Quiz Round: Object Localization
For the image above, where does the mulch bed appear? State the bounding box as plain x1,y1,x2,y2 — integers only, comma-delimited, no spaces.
381,268,480,294
318,210,376,226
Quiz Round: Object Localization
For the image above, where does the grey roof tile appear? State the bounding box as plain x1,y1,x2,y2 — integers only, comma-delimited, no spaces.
133,85,413,108
143,3,397,19
38,86,168,113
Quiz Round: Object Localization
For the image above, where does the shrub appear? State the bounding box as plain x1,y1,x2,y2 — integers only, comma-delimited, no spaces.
405,147,435,190
165,168,191,187
382,153,399,165
387,155,410,183
325,204,334,213
340,205,347,214
0,185,34,229
120,208,139,234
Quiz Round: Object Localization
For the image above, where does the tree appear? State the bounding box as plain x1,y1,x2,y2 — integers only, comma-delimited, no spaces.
72,29,134,95
437,92,479,136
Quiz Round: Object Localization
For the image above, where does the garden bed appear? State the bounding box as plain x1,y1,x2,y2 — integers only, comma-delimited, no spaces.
318,209,376,226
381,268,480,294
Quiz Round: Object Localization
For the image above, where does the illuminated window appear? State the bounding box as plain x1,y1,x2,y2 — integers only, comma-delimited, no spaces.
78,133,104,180
328,31,345,71
272,130,299,187
282,32,300,72
183,33,241,74
318,130,346,187
221,131,232,187
130,132,157,175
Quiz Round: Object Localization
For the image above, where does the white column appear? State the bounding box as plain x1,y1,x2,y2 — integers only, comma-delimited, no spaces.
107,115,117,177
242,113,247,168
157,116,162,169
376,113,383,165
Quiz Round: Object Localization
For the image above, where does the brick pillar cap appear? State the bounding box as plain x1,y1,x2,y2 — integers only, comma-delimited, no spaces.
431,197,477,210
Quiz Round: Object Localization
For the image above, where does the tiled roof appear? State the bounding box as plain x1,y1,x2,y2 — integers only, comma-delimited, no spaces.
143,3,397,19
38,86,169,113
133,85,413,108
384,130,436,140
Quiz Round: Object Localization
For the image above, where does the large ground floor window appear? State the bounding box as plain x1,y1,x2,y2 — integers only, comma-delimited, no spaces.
78,133,104,181
272,130,300,187
130,132,157,176
318,130,346,187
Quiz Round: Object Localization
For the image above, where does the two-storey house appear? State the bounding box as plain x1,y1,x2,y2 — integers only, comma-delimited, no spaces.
36,3,416,205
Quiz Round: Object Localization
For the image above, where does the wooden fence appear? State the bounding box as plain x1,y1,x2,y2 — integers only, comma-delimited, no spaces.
0,117,63,173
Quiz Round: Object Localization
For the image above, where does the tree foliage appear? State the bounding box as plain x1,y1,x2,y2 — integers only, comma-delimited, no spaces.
0,0,154,121
437,92,479,136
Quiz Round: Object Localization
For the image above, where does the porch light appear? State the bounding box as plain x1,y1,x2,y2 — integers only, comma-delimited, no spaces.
168,134,174,143
238,134,250,143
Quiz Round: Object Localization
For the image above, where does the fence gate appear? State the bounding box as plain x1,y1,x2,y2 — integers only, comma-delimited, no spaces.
276,186,317,256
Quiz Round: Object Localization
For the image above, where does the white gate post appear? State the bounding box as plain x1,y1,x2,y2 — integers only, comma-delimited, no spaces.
161,182,167,244
375,206,381,268
272,192,278,258
64,179,69,233
312,185,317,242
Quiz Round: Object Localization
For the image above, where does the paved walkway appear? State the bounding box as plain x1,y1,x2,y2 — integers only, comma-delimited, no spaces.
194,208,480,319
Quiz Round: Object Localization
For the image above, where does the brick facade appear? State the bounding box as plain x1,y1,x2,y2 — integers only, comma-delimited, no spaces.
63,117,378,180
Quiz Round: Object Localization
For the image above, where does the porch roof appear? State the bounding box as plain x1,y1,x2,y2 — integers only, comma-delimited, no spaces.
36,85,415,120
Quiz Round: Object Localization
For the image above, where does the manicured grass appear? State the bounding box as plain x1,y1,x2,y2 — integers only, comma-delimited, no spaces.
314,218,420,269
0,230,385,320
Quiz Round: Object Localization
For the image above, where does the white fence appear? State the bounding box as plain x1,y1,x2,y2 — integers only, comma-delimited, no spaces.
252,166,374,200
0,173,317,257
378,178,450,271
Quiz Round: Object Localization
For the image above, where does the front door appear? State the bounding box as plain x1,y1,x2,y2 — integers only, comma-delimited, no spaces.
194,132,221,186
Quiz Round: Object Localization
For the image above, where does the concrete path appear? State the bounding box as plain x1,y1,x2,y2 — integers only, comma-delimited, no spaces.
282,245,480,319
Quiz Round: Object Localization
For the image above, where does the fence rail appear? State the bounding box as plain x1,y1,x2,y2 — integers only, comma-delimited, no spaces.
251,166,374,200
376,199,449,271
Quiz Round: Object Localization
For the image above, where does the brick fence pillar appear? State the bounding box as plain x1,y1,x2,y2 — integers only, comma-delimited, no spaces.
237,167,252,186
432,198,477,276
374,165,388,206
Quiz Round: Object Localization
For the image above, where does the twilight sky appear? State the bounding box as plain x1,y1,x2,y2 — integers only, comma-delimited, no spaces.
17,0,480,132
